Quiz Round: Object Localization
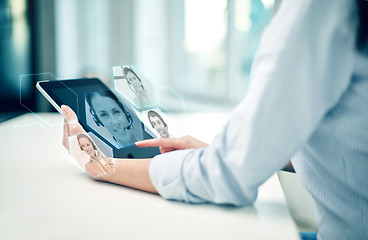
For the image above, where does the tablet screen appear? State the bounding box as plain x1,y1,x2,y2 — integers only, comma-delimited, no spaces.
38,78,160,158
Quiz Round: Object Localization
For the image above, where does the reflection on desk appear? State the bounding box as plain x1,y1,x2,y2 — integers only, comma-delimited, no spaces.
0,113,299,240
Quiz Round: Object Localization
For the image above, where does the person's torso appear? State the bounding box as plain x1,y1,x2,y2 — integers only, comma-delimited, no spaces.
291,49,368,239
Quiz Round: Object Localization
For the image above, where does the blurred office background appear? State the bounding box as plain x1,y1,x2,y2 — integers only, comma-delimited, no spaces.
0,0,279,121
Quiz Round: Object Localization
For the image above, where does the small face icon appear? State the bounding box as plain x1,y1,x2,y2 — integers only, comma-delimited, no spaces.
78,136,95,157
126,71,144,92
91,95,134,145
149,115,169,138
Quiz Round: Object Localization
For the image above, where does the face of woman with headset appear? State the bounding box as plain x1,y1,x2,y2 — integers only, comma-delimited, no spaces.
78,136,95,157
90,95,134,145
126,71,144,93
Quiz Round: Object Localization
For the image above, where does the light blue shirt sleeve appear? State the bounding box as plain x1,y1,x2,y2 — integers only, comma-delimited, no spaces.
149,0,358,206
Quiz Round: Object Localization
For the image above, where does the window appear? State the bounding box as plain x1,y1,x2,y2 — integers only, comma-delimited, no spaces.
55,0,135,87
53,0,277,112
0,0,34,112
169,0,275,103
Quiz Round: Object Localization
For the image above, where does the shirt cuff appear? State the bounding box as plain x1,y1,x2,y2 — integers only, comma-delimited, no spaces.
149,149,198,202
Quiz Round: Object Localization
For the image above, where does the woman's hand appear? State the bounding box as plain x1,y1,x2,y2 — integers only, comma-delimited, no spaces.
62,105,86,150
135,135,208,153
61,105,156,192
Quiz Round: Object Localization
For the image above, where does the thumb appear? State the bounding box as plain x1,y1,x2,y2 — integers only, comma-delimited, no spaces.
61,105,77,123
61,105,85,135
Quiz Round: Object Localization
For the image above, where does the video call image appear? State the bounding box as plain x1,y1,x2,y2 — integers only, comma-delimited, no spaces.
69,133,116,178
85,90,145,149
142,108,174,138
113,65,155,110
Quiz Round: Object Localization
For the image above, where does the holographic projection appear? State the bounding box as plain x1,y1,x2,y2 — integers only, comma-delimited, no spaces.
18,66,183,177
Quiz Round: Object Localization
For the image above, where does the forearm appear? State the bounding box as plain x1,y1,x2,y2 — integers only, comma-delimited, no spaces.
96,158,158,194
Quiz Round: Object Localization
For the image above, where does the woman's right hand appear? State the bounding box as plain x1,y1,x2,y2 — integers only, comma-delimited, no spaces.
135,135,208,154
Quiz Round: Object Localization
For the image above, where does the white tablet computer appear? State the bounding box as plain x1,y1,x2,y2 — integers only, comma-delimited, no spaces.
36,77,160,158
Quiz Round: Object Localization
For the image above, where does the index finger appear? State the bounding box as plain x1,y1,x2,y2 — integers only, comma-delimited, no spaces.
135,138,179,148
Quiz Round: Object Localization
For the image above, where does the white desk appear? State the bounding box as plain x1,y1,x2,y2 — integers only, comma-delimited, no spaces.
0,113,299,240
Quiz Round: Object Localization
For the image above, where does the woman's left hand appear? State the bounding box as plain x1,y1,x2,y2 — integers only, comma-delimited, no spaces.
61,105,157,192
62,105,86,150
